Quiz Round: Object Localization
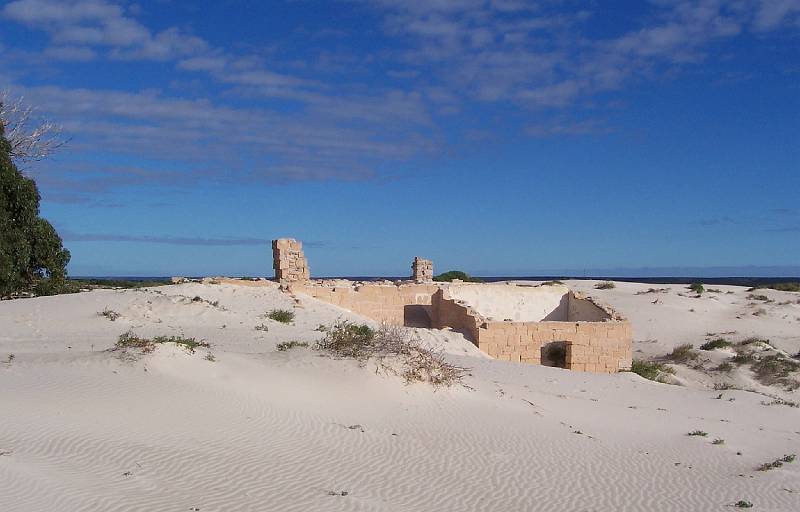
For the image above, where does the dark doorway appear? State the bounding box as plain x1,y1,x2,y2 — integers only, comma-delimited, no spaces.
403,305,432,328
541,341,567,368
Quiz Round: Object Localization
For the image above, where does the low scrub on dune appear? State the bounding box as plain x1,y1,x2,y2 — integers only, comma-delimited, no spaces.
112,331,211,358
315,321,468,387
628,359,675,383
750,282,800,293
594,281,615,290
756,454,796,472
267,309,295,324
635,287,670,295
700,338,732,350
666,343,700,363
276,340,308,351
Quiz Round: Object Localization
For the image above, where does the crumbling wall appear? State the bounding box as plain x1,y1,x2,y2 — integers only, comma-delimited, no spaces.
411,257,433,282
272,239,310,284
432,287,632,373
292,282,439,325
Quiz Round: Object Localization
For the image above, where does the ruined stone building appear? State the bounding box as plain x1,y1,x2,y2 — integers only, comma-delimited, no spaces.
271,238,632,373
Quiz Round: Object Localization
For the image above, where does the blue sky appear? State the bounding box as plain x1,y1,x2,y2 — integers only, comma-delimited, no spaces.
1,0,798,277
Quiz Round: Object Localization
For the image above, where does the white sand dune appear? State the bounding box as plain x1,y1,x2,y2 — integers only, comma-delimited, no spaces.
1,281,799,511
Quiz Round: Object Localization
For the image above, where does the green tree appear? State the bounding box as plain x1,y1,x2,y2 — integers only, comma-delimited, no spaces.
0,121,71,297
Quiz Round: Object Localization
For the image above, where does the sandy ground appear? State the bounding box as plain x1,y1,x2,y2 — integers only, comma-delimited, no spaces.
1,280,799,511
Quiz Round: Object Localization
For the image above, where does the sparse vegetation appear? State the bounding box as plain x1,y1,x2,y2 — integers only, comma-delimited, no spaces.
204,353,216,362
71,278,171,290
747,293,771,302
276,340,309,351
712,438,725,445
191,295,220,307
750,282,800,292
687,430,708,437
315,324,328,332
254,323,269,332
540,280,564,286
98,307,121,321
750,354,800,390
688,282,705,294
760,399,798,408
3,353,14,365
595,281,615,290
433,270,482,283
315,321,467,387
629,359,675,382
112,331,210,356
752,308,767,316
635,287,670,295
715,362,733,372
734,500,753,508
756,454,796,472
267,309,295,324
700,338,731,350
667,343,699,363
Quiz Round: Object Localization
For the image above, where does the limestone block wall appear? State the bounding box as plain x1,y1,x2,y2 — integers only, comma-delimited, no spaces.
431,287,632,373
272,239,309,284
412,257,433,282
293,279,632,374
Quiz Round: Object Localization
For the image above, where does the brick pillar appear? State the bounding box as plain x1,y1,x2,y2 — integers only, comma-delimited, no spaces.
272,238,310,284
411,256,433,282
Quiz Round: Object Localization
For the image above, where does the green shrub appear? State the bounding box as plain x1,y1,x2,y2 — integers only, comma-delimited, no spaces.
700,338,731,350
734,500,753,508
750,355,800,390
688,282,705,294
267,309,295,324
276,340,309,351
757,454,796,471
433,270,482,283
594,281,615,290
687,430,708,437
99,308,121,321
629,360,675,382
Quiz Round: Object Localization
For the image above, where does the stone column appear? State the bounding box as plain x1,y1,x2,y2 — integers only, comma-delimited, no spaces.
411,256,433,282
272,238,310,284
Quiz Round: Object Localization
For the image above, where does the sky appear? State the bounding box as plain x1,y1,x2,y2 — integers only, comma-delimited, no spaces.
1,0,798,277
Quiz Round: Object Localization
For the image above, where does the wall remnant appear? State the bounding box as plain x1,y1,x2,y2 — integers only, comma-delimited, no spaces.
279,239,632,374
412,257,433,283
272,238,310,284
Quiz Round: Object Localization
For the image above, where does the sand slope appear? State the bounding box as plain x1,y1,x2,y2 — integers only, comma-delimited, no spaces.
1,282,799,511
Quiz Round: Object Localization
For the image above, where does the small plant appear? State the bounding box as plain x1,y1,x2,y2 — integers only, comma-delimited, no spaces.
276,340,309,351
595,281,615,290
734,500,753,508
540,280,564,286
712,438,725,445
99,308,121,321
688,282,705,294
747,294,771,302
706,288,722,293
267,309,295,324
687,430,708,437
254,323,269,332
204,353,216,362
3,354,14,365
757,454,796,471
700,338,731,350
629,359,675,382
667,343,699,363
752,308,767,316
315,324,328,332
190,296,221,308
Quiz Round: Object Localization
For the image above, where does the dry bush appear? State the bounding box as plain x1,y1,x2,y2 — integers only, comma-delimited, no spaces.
315,321,468,387
98,307,121,321
594,281,615,290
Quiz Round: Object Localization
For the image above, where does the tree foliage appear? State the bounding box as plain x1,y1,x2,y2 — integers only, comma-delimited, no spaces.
0,120,71,297
432,270,482,283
